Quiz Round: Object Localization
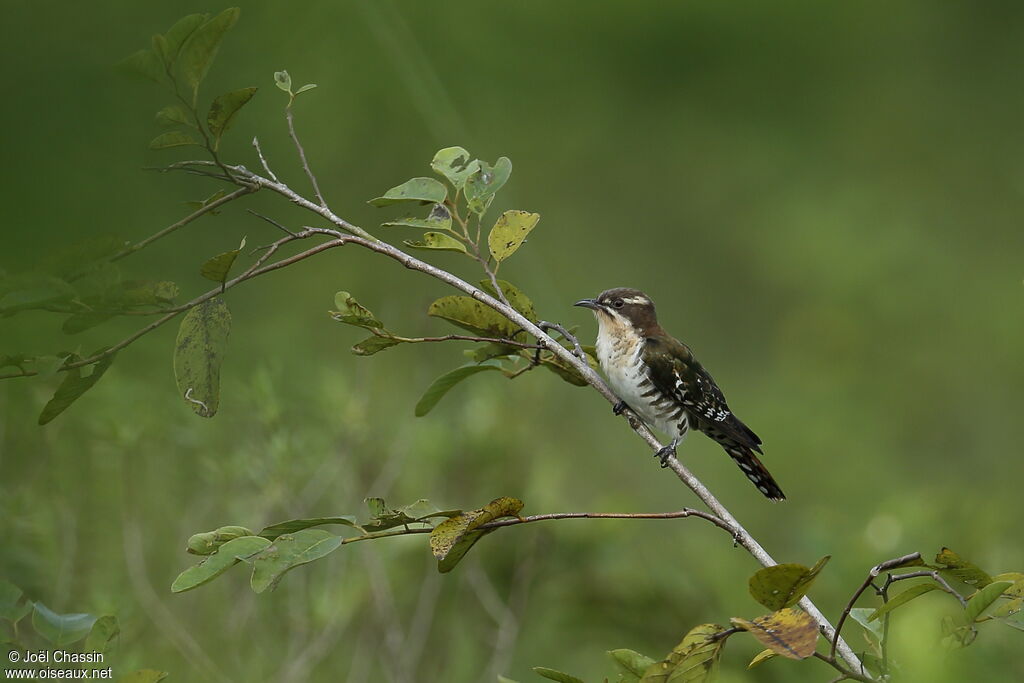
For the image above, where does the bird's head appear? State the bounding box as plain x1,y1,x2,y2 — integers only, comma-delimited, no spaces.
574,287,659,334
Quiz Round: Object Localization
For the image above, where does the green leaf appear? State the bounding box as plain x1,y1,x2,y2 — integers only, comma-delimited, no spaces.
117,671,169,683
155,105,192,127
479,279,537,322
427,295,518,337
990,598,1022,619
488,210,540,263
640,623,727,683
116,49,164,84
84,615,119,654
382,203,454,232
531,669,584,683
173,298,231,417
207,87,257,144
748,556,830,611
258,516,360,540
0,274,76,314
465,157,512,215
171,535,270,593
250,529,344,593
163,13,208,64
369,177,448,207
274,70,292,93
609,649,657,677
149,131,200,149
186,525,255,555
747,649,777,669
849,607,884,641
295,83,317,94
868,583,938,621
539,355,589,386
415,364,504,417
38,354,115,425
431,146,479,191
330,291,384,329
465,342,519,364
62,313,114,335
352,336,403,356
0,579,31,624
963,580,1013,623
151,34,170,65
403,232,468,254
179,8,241,93
31,602,96,647
730,609,818,660
362,498,456,532
935,548,993,588
429,497,523,573
497,677,520,683
200,236,247,284
0,354,33,372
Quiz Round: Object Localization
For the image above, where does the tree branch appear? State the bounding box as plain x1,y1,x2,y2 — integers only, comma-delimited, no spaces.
285,105,328,208
161,158,865,675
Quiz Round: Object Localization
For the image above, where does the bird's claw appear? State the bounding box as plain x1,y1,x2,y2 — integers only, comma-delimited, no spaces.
612,401,627,416
655,444,675,467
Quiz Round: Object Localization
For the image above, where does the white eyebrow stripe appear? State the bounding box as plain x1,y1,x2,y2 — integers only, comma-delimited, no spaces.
620,296,649,305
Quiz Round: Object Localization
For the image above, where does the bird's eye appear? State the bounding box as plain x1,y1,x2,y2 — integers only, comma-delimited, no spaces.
612,299,624,309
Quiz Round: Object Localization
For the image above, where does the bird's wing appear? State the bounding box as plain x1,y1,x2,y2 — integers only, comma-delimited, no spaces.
643,335,762,453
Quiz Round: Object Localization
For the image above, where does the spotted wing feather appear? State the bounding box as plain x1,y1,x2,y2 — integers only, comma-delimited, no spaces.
642,335,785,501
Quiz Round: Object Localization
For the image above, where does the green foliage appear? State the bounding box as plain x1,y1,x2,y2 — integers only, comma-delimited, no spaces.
171,535,270,593
173,298,231,417
250,529,344,593
935,547,993,588
258,516,359,540
747,555,829,610
414,364,504,416
431,146,479,190
868,583,938,621
207,87,257,148
403,231,468,254
37,353,115,425
84,614,120,654
641,623,726,682
489,210,540,263
532,668,584,683
429,497,523,573
330,291,384,329
464,157,512,215
199,236,246,284
31,602,97,647
149,130,200,149
0,578,32,624
186,525,255,555
179,8,240,96
368,177,448,207
382,203,454,232
428,295,519,337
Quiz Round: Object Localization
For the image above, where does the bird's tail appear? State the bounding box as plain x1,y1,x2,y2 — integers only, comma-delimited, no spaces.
724,445,786,501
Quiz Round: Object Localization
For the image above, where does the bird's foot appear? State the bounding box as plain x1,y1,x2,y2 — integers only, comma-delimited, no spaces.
654,438,680,468
612,401,627,416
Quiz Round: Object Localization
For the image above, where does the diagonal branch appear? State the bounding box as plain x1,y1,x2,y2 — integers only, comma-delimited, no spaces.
286,105,328,208
162,159,866,674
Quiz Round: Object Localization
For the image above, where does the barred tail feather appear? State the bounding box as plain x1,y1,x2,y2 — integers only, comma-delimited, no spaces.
725,445,786,501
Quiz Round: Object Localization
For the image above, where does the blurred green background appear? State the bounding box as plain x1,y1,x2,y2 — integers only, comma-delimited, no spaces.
2,1,1023,681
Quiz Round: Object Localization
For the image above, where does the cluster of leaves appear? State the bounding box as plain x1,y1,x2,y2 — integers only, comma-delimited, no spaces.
0,578,165,682
119,8,255,155
520,548,1024,682
331,146,599,413
172,496,523,594
0,235,186,423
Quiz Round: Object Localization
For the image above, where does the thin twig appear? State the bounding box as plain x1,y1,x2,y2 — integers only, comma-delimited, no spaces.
285,105,327,208
111,186,254,263
887,570,967,608
813,653,873,683
252,136,279,182
377,333,541,350
247,209,298,236
537,321,585,360
831,552,923,660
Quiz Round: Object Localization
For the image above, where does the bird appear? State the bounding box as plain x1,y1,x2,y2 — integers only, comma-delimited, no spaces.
575,287,785,501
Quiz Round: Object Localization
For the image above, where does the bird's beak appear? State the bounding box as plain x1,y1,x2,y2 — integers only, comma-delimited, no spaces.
574,298,601,310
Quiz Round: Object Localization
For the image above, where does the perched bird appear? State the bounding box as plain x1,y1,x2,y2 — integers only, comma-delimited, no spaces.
575,288,785,501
